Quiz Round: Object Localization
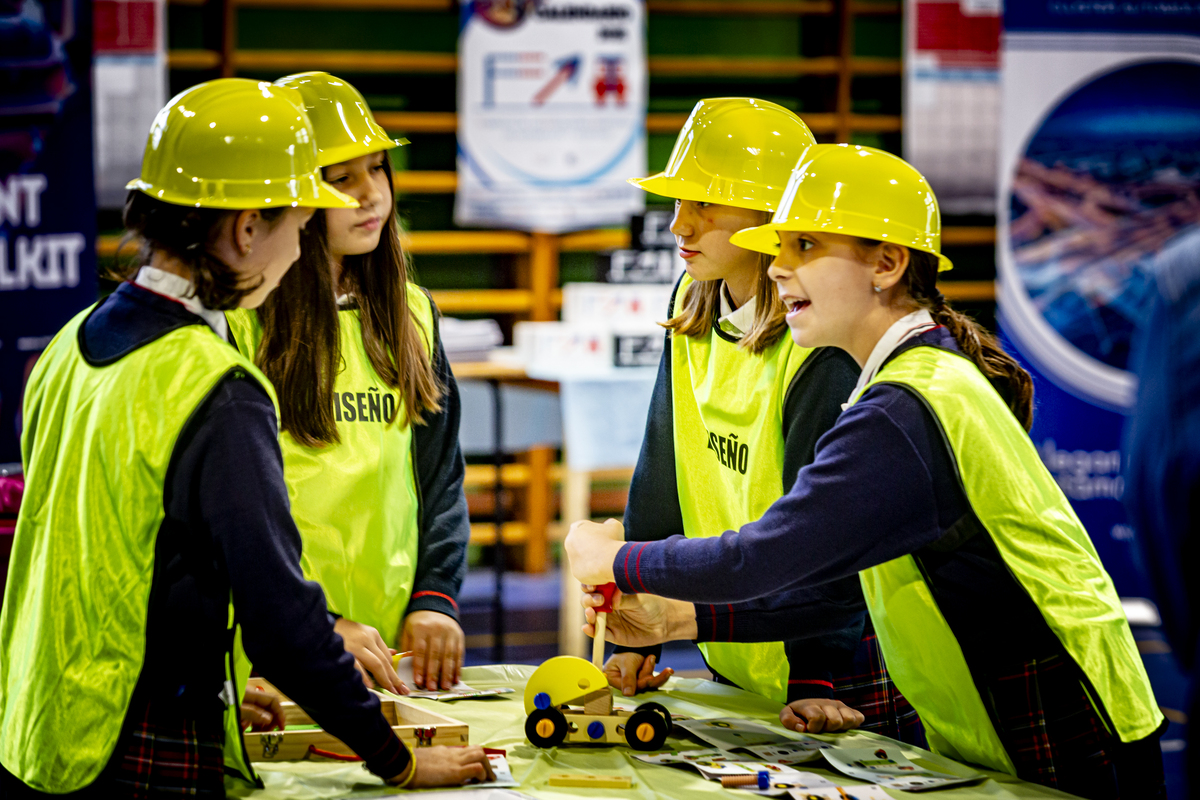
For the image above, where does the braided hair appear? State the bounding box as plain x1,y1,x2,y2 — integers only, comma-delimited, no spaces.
858,238,1035,431
904,248,1034,430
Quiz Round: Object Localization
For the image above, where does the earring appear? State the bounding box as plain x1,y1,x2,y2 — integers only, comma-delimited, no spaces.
873,284,882,293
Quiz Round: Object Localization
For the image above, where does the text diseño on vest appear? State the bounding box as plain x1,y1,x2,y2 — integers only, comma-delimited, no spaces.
707,430,749,475
334,386,398,423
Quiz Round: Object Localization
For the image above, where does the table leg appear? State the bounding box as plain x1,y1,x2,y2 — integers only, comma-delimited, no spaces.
558,468,591,658
489,379,505,664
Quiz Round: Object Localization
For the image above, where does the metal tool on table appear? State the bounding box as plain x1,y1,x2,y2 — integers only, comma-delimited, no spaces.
591,582,616,668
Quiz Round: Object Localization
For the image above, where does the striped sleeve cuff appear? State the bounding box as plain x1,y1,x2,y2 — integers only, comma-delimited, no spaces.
408,590,460,621
614,541,652,595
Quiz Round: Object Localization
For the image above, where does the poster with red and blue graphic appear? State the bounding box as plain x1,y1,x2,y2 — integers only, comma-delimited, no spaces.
998,5,1200,597
0,0,97,465
456,0,646,232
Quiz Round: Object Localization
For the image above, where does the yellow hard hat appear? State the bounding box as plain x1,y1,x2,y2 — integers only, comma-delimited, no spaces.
126,78,358,210
275,71,408,167
729,143,953,272
629,97,816,212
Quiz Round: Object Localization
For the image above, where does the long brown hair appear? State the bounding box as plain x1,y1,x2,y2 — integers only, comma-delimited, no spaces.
662,250,789,354
118,191,285,310
882,242,1034,430
253,155,443,447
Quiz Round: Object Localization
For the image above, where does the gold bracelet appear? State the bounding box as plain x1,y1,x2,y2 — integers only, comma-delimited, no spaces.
393,739,417,788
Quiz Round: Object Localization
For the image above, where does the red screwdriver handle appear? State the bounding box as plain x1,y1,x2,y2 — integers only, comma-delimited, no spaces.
594,582,617,614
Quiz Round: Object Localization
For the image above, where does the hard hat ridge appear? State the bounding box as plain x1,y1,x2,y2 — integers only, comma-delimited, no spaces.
729,143,953,272
275,71,408,167
125,78,358,210
629,97,817,213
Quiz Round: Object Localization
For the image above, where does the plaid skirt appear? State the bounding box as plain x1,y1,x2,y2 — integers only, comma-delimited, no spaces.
832,619,927,748
0,699,227,799
985,652,1165,800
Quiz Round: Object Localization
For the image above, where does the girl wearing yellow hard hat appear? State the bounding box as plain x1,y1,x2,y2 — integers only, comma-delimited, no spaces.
0,78,492,797
226,72,468,694
614,99,922,744
567,144,1165,797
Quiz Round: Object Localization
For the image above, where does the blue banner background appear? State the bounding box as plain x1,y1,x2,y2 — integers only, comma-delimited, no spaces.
1006,0,1200,34
0,0,97,465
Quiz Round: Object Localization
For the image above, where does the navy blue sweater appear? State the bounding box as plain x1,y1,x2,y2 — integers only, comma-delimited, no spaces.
615,327,1064,670
618,301,869,699
82,283,409,780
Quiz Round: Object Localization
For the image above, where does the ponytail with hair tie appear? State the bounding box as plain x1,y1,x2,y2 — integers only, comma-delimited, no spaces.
903,249,1035,431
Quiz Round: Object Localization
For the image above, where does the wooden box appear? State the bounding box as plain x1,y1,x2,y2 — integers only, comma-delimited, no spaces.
244,677,469,762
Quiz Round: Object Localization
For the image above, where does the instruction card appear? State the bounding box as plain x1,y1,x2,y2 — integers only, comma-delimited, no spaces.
474,754,519,789
394,656,515,701
633,742,829,769
674,717,799,749
822,746,983,791
787,787,893,800
632,750,836,797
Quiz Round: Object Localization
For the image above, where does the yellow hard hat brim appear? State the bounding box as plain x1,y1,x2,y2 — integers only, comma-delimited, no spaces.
124,175,359,210
310,179,361,209
730,223,954,272
728,223,784,256
627,174,775,213
317,135,410,169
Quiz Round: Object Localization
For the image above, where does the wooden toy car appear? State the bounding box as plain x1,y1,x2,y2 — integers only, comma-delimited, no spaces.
522,656,671,751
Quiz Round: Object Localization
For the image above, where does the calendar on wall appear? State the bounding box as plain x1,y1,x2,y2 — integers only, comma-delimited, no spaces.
903,0,1000,215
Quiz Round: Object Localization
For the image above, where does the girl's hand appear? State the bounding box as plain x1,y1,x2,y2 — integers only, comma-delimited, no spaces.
603,651,674,697
564,518,625,585
780,698,865,733
333,616,406,695
240,686,286,732
386,745,496,787
401,611,465,691
582,586,697,646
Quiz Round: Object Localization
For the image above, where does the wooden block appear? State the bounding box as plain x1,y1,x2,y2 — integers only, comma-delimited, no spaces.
548,774,633,789
582,692,614,716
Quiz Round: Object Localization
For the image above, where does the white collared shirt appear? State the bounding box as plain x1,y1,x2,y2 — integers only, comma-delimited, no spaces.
134,266,229,341
843,309,938,410
717,282,758,338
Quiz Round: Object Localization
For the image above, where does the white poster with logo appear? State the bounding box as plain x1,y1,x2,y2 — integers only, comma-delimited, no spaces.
903,0,1001,214
93,0,166,208
997,7,1200,596
456,0,646,232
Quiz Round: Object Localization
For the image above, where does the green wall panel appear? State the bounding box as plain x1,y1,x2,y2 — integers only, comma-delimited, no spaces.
236,9,458,51
648,15,801,56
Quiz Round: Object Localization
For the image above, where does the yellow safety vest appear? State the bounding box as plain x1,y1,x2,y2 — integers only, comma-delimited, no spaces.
228,283,436,646
855,345,1163,773
0,305,275,792
669,274,814,703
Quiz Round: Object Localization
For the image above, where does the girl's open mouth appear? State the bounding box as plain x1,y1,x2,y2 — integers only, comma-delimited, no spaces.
786,299,810,318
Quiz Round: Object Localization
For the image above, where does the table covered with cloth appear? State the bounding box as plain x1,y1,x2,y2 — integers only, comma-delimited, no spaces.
227,664,1076,799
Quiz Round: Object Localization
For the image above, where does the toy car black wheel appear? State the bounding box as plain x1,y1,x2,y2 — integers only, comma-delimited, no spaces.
633,701,672,735
624,708,669,751
525,707,569,748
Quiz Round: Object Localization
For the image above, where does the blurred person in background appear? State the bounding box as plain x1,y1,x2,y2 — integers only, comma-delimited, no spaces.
1125,225,1200,785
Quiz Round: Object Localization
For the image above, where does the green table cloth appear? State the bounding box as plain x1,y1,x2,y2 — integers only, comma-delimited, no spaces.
227,664,1076,799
